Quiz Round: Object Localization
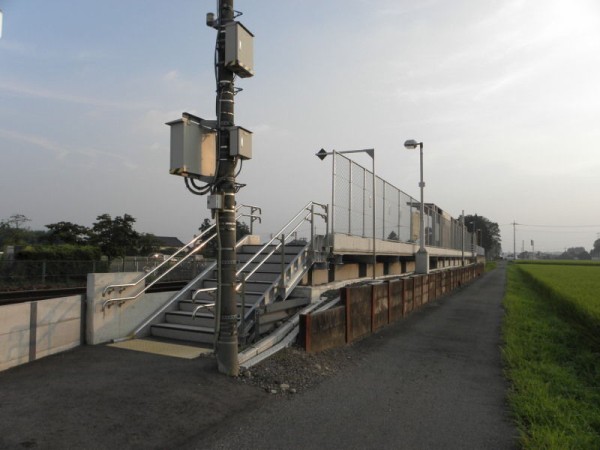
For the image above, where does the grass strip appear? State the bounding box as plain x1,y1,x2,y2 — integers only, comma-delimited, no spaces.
485,261,497,272
503,265,600,449
516,260,600,267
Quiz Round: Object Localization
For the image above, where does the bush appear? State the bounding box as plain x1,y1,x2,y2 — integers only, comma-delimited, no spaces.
16,244,101,261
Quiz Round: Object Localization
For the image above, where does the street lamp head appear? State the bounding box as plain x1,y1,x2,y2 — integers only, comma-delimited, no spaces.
404,139,421,150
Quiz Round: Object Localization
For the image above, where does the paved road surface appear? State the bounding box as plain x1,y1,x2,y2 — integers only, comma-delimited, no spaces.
195,263,517,449
0,264,517,449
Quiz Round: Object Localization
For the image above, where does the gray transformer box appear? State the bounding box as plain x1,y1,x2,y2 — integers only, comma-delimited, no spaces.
229,126,252,160
225,22,254,78
167,118,217,182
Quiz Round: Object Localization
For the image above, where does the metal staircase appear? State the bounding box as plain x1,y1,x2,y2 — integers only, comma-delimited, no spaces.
127,201,328,348
148,241,311,345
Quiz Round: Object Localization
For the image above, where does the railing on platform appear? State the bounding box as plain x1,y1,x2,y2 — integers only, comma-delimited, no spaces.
330,152,479,252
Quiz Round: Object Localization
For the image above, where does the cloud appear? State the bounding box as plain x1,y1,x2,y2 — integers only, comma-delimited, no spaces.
0,128,137,168
163,70,179,81
0,129,69,159
0,79,150,110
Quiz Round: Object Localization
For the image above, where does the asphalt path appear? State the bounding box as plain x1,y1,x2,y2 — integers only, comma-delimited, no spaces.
0,264,517,449
194,263,517,449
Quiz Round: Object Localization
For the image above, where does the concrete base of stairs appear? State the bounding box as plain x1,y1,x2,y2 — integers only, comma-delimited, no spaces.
108,338,212,359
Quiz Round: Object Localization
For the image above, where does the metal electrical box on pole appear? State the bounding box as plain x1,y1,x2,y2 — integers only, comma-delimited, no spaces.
224,22,254,78
228,126,253,159
167,117,217,181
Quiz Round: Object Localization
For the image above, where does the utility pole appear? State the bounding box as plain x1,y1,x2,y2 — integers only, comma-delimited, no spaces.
214,0,239,376
167,0,253,377
513,221,517,260
461,210,465,266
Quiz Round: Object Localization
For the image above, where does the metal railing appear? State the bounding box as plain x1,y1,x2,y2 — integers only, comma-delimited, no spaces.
234,201,328,340
185,201,326,343
331,152,476,251
190,201,328,303
101,204,261,309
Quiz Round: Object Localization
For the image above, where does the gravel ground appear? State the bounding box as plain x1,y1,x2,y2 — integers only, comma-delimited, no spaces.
235,343,365,395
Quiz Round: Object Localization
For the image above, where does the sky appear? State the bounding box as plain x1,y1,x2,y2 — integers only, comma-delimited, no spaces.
1,0,599,254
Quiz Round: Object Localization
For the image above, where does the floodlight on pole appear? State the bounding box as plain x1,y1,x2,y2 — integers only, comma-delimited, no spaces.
404,139,429,274
316,148,377,280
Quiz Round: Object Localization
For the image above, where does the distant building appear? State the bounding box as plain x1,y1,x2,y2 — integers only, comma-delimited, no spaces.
155,236,185,253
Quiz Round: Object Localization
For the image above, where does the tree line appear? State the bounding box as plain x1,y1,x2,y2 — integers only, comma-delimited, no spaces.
0,213,160,260
1,213,253,262
462,214,502,259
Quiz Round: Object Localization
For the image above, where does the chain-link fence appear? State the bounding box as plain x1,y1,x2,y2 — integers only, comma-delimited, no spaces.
0,257,212,290
331,152,474,251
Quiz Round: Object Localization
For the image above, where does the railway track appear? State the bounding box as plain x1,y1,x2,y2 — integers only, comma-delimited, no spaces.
0,280,188,306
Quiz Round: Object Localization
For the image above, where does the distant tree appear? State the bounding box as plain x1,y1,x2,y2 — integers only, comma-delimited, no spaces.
237,221,250,240
560,247,591,260
88,214,160,258
89,214,141,259
198,218,251,257
6,214,31,229
0,214,43,247
591,239,600,259
44,221,91,245
463,214,502,259
387,231,399,241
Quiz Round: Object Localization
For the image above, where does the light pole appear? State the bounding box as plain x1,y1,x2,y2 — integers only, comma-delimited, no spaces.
468,220,477,264
404,139,429,274
317,148,377,280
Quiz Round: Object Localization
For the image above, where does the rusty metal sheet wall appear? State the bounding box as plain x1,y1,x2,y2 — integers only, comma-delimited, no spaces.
403,277,414,316
372,283,389,332
301,306,346,353
389,279,404,322
346,285,372,342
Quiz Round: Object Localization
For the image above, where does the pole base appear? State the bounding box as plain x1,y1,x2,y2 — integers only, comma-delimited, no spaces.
415,249,429,274
216,336,239,376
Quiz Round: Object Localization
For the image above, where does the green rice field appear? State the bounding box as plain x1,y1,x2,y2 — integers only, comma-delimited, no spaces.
503,262,600,449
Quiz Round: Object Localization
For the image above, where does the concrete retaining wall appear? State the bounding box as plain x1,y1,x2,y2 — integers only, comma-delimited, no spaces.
0,282,177,372
0,295,82,372
299,264,484,353
86,273,173,345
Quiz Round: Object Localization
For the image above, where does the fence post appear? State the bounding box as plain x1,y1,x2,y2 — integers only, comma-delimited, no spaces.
279,234,286,296
348,157,352,234
41,260,46,284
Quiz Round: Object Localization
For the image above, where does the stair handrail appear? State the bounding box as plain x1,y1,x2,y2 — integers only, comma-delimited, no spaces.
237,204,262,234
101,205,260,309
236,201,327,277
235,201,328,340
190,201,327,302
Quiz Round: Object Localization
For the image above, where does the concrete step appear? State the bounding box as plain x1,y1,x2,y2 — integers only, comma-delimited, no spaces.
240,244,306,255
237,262,284,274
178,298,260,313
165,310,215,328
150,323,214,344
237,271,280,282
189,291,218,302
237,252,298,264
203,279,273,292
